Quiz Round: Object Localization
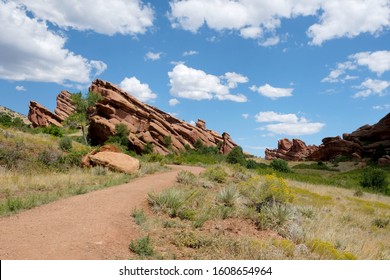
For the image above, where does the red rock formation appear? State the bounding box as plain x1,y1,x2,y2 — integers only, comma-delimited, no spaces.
308,136,363,161
265,138,318,161
28,101,63,127
54,90,76,120
28,91,75,127
88,79,237,155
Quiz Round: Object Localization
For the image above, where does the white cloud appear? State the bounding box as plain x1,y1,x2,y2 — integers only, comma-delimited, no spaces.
17,0,154,35
183,50,199,56
0,1,106,85
145,52,163,61
259,36,280,47
349,51,390,75
322,51,390,84
353,79,390,98
373,104,390,110
222,72,249,89
255,111,324,136
169,98,180,106
169,0,388,44
250,84,293,99
307,0,390,45
168,64,248,102
15,86,26,91
242,113,249,119
119,77,157,102
255,111,299,123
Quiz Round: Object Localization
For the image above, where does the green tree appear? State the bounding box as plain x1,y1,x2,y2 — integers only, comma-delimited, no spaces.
226,146,246,165
65,92,102,145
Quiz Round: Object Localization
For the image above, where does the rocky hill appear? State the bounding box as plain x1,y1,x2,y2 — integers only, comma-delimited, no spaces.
0,105,30,125
267,113,390,162
27,79,236,155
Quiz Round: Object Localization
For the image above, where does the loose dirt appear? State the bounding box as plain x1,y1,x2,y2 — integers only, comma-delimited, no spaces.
0,165,204,260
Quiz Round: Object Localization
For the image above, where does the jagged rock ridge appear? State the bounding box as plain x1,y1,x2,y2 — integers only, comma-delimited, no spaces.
28,91,76,127
265,138,318,161
88,79,236,155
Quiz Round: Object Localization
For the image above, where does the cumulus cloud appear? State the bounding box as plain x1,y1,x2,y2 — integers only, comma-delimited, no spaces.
168,0,389,44
322,51,390,84
350,51,390,75
0,1,106,85
259,36,280,47
255,111,324,136
222,72,249,89
353,79,390,98
16,0,154,35
15,86,26,91
119,77,157,102
145,52,163,61
307,0,390,45
169,98,180,106
183,50,199,56
168,64,248,102
250,84,293,99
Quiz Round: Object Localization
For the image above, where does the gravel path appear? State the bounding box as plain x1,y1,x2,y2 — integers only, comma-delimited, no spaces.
0,165,204,260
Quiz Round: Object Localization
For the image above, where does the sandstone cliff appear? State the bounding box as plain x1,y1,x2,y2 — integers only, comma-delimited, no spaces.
265,138,318,161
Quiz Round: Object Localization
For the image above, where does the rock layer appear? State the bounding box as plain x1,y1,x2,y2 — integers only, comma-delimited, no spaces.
265,138,318,161
28,91,76,127
88,79,236,155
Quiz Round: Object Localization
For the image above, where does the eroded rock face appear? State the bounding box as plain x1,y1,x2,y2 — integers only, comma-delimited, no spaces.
28,101,63,127
88,79,237,155
308,137,363,161
28,91,75,127
265,138,318,161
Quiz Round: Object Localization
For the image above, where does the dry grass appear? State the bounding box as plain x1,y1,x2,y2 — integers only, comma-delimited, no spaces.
130,165,390,260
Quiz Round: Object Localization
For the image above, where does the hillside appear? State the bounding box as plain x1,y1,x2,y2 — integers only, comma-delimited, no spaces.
0,105,30,124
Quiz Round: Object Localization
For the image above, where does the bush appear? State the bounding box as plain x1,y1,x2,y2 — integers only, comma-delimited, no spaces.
107,123,129,147
360,168,388,193
59,137,72,152
246,159,258,169
129,236,154,257
148,188,185,217
270,158,291,173
226,146,246,165
204,166,228,183
38,149,60,166
132,208,147,225
217,185,240,207
42,125,63,137
163,136,172,149
177,170,197,185
143,142,153,154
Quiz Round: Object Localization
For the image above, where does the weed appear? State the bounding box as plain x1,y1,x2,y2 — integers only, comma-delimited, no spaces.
148,188,184,217
59,137,73,152
173,231,211,249
372,217,389,228
129,236,154,257
204,166,228,183
177,170,197,185
307,239,356,260
217,185,240,207
131,208,147,225
92,166,108,176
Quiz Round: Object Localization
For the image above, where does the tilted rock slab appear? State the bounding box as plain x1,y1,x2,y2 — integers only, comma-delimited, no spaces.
88,79,236,155
28,91,76,127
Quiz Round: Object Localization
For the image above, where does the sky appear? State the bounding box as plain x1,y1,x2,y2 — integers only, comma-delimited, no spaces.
0,0,389,157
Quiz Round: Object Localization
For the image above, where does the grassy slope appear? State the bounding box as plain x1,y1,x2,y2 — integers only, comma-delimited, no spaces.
129,164,390,260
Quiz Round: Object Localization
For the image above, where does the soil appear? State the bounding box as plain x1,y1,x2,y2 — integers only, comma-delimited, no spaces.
0,165,204,260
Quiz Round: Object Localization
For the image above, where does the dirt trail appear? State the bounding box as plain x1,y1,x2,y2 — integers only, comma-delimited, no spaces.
0,165,204,260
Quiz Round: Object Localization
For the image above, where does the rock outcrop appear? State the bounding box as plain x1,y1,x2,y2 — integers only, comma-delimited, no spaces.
87,79,236,155
28,101,63,127
28,91,76,127
265,138,318,161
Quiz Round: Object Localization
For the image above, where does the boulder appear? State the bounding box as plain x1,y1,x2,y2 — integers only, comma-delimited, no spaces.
88,151,140,174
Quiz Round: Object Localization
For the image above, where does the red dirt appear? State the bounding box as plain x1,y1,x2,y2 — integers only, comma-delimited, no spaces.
0,165,204,260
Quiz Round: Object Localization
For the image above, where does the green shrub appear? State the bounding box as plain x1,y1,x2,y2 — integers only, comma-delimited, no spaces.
270,158,291,172
226,146,246,165
59,137,72,152
217,185,240,207
107,123,129,147
0,112,13,127
360,168,388,193
42,125,63,137
177,170,197,185
143,142,153,154
148,188,185,217
129,236,154,257
372,217,389,228
132,208,147,225
246,159,258,169
163,135,172,149
38,149,60,166
204,166,228,183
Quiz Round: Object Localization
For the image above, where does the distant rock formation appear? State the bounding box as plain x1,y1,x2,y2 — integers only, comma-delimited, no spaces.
266,113,390,161
88,79,236,155
265,138,318,161
28,91,76,127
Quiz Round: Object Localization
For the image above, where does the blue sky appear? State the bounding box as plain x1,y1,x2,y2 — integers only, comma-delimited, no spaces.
1,0,389,156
